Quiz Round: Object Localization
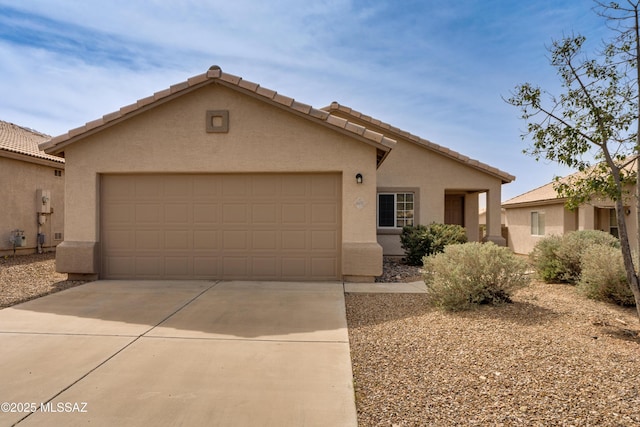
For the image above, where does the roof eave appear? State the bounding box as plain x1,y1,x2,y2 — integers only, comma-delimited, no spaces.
0,148,65,167
42,73,214,155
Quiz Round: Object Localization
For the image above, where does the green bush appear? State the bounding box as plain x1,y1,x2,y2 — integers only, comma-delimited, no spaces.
423,242,530,311
400,223,467,266
578,244,636,307
530,230,620,284
529,235,563,282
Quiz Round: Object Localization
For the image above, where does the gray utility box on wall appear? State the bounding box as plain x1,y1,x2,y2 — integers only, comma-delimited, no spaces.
10,230,26,247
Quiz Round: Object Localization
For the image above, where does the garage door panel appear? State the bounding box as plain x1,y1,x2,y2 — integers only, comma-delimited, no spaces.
165,257,191,276
104,230,133,251
136,256,163,277
104,256,135,278
311,230,338,250
164,176,193,199
193,231,219,250
253,231,277,250
193,204,218,223
282,204,307,223
223,230,248,250
193,177,220,198
135,230,162,250
311,203,338,223
252,204,277,223
311,175,339,197
135,204,161,223
164,231,190,250
164,204,189,223
281,231,306,250
194,257,219,276
101,174,341,280
223,257,249,277
282,257,308,278
222,175,250,197
103,204,134,224
311,258,338,278
223,204,248,223
252,176,279,196
134,177,163,199
252,257,278,277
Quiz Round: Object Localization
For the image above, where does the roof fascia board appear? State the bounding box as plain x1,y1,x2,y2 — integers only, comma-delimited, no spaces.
0,149,65,167
41,79,214,155
502,198,566,209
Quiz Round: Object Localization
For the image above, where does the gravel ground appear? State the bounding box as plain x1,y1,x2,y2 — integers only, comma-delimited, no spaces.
0,252,86,309
376,257,423,283
346,283,640,426
3,254,639,425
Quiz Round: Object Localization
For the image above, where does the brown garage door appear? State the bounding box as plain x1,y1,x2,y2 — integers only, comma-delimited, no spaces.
101,174,341,280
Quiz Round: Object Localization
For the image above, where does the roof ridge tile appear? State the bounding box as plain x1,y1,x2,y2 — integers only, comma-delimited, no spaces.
41,67,396,156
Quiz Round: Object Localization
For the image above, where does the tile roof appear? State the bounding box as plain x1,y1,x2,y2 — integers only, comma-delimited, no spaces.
0,120,64,164
503,158,639,207
324,102,515,184
40,66,396,156
502,180,563,206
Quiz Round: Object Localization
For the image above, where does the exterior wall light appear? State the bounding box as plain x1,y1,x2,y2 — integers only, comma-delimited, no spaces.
355,173,363,184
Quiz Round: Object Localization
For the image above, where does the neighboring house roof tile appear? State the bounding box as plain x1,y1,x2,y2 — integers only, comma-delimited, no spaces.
502,180,562,207
503,158,638,208
323,102,515,184
0,120,64,164
40,66,396,157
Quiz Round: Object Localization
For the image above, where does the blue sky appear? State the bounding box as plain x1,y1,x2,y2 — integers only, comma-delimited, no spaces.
0,0,611,201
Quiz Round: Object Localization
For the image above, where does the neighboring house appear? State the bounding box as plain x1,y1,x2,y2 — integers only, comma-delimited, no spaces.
40,66,514,281
0,120,65,255
502,171,637,254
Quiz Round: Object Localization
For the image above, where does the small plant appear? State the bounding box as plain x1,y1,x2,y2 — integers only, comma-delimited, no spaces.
400,223,467,266
578,244,636,307
529,234,563,283
530,230,620,284
423,242,530,311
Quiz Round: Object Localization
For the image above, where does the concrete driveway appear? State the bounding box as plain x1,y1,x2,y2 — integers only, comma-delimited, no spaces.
0,281,357,426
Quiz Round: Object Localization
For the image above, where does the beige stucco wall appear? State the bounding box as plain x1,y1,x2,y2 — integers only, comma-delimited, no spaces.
0,155,64,255
375,139,504,255
505,203,567,254
506,193,640,255
59,83,382,278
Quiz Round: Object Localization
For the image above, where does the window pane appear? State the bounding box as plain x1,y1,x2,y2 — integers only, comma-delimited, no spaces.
378,194,395,227
531,211,545,235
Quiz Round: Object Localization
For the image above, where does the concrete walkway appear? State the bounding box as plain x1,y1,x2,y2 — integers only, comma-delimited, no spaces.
0,281,357,426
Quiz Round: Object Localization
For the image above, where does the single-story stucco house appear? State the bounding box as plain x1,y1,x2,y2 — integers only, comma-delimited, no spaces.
0,120,65,256
40,66,514,281
502,169,637,255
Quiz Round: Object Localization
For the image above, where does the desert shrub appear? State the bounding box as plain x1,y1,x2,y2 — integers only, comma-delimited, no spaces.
423,242,530,311
529,235,563,283
530,230,620,284
578,244,636,306
556,230,620,283
400,223,467,266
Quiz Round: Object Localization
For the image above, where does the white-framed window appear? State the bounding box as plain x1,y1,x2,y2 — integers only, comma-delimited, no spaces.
378,192,414,228
531,211,545,236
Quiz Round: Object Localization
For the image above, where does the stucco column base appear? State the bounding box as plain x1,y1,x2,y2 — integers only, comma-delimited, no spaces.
342,241,383,281
482,235,507,246
56,241,99,276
